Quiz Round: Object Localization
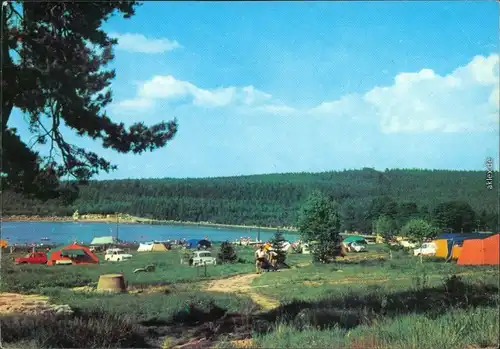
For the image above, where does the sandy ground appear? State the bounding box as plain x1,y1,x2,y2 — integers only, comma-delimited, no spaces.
205,273,280,311
0,293,72,315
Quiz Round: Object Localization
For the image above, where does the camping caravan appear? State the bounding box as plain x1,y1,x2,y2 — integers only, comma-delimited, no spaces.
137,242,168,252
47,243,99,266
457,234,500,266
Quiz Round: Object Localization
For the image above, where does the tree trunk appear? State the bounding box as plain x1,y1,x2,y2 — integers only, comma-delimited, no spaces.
2,7,15,130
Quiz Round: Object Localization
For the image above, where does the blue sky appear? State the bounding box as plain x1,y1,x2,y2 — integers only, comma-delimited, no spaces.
9,1,500,179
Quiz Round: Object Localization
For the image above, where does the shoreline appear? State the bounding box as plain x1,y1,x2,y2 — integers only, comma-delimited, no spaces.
1,215,299,234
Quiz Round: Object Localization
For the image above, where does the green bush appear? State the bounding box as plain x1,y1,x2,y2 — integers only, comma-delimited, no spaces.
217,241,238,264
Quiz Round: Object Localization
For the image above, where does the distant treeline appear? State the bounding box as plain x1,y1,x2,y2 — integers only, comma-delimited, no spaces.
2,168,498,232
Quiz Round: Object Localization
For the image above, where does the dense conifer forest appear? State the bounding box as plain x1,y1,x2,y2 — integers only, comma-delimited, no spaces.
2,168,498,232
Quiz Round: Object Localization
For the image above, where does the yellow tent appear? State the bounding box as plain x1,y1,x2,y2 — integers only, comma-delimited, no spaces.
151,243,168,252
434,239,449,258
451,245,462,260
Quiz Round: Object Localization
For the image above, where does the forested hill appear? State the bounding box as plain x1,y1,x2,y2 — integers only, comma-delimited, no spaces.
3,168,498,231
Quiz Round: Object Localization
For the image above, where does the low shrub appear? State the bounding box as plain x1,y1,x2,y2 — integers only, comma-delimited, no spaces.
0,311,150,348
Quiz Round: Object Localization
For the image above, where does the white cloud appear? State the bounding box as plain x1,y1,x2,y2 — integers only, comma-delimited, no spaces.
116,75,291,114
114,54,499,133
114,98,154,111
314,53,499,133
110,32,181,53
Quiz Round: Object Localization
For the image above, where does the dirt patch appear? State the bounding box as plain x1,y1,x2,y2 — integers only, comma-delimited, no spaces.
231,339,254,348
204,274,280,311
0,293,73,316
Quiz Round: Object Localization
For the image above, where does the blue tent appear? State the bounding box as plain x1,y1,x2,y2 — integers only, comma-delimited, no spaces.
436,232,494,240
186,239,203,249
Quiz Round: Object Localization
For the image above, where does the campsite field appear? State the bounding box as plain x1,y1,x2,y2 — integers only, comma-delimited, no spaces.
1,245,498,349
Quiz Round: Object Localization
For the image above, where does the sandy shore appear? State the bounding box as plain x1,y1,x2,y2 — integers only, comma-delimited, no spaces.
1,215,299,233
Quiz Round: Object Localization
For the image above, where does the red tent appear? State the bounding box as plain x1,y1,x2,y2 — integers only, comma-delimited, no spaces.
457,234,500,266
47,243,99,266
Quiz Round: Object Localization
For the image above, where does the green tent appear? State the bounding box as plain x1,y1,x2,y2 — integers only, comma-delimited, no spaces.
343,236,367,244
61,249,86,256
90,236,117,245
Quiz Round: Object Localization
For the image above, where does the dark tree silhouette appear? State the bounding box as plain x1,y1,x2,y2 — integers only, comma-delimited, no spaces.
1,1,177,201
2,169,498,233
217,241,237,264
431,201,477,232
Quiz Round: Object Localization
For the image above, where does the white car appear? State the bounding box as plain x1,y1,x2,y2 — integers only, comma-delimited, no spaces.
400,240,418,248
190,251,217,266
104,248,133,262
413,242,436,256
349,241,367,252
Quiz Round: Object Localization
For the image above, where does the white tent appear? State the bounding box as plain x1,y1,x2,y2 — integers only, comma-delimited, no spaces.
137,242,154,252
137,242,168,252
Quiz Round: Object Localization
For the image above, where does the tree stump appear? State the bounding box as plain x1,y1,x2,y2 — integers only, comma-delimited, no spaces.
97,274,127,293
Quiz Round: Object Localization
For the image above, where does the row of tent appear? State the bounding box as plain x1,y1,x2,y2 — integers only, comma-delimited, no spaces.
433,233,499,265
137,239,212,251
43,239,208,265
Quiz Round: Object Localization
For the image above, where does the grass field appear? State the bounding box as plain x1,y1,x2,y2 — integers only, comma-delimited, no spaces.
1,244,498,349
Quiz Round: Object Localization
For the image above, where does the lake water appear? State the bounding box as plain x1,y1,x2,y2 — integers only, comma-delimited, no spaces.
0,221,298,245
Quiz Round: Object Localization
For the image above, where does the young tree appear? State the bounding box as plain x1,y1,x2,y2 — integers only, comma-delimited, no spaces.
217,241,237,264
374,215,397,260
2,2,178,201
269,229,287,264
401,219,439,263
296,191,342,263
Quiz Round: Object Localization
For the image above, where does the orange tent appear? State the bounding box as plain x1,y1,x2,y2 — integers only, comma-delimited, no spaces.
47,243,99,266
457,234,500,266
0,239,7,248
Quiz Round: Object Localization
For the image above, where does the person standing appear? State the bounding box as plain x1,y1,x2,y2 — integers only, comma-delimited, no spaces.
255,245,267,274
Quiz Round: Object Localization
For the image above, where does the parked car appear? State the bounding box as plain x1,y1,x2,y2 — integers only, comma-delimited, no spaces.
400,240,418,248
348,241,367,253
104,248,133,262
413,242,437,256
14,251,48,265
187,250,217,266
